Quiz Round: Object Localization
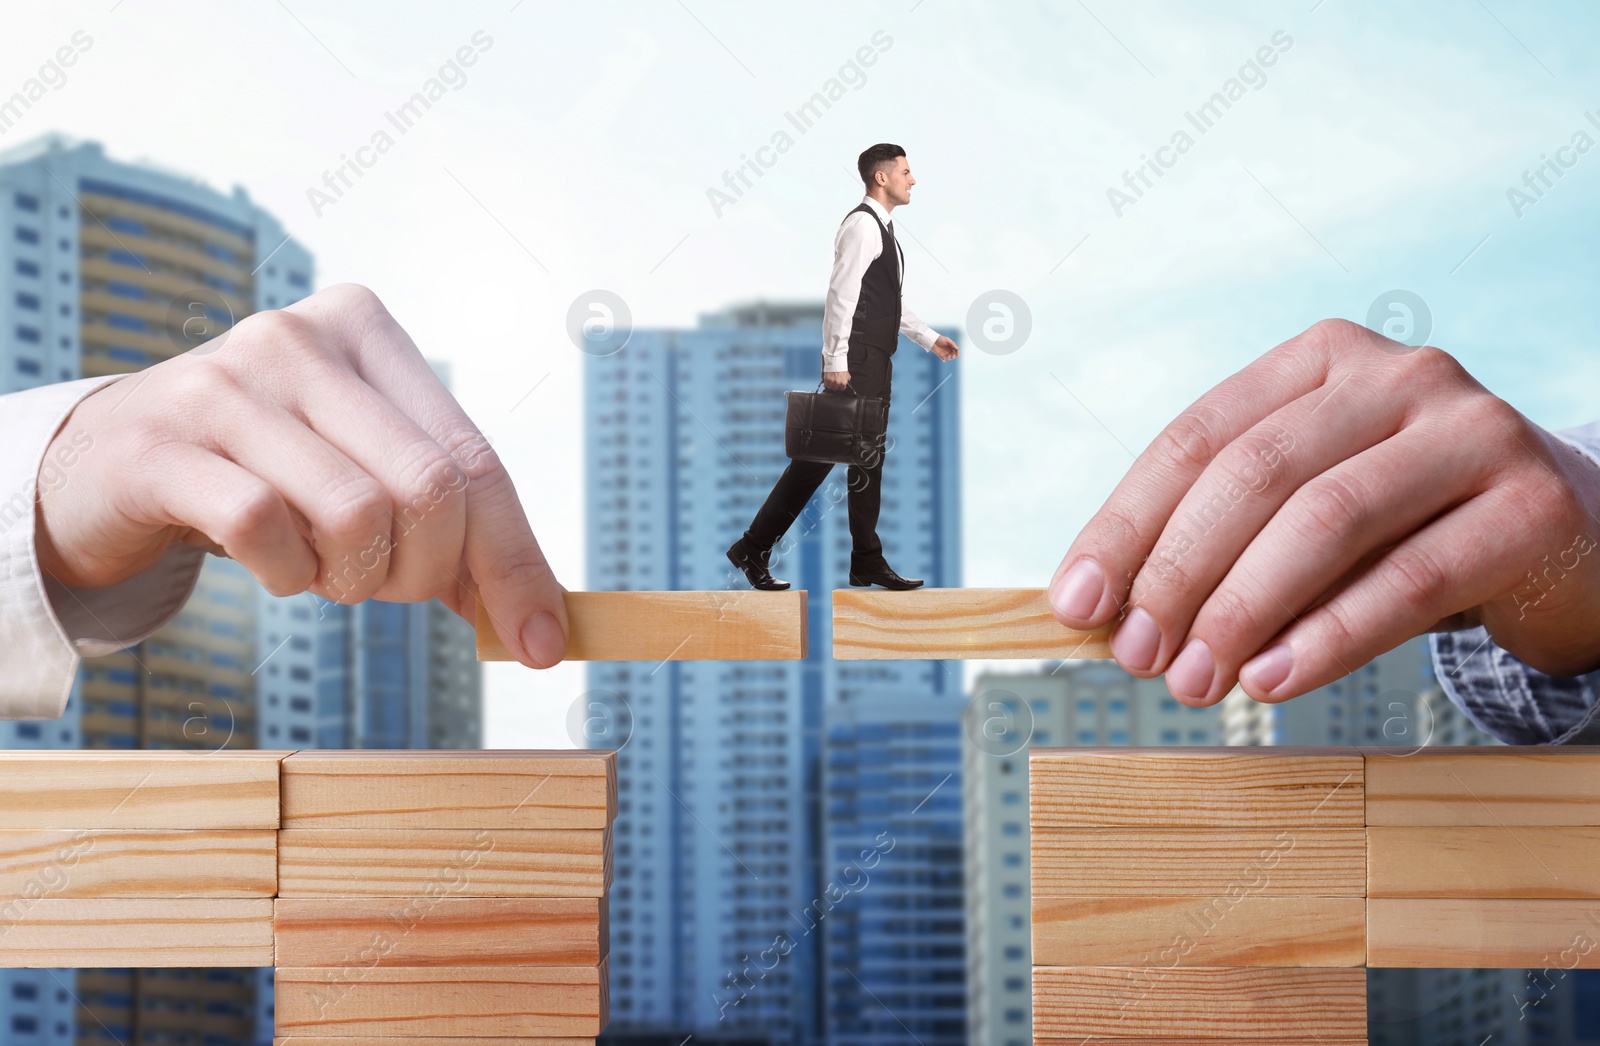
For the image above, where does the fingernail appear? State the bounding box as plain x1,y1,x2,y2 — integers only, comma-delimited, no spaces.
1111,606,1161,673
1166,638,1215,701
1241,645,1293,696
1050,559,1106,622
520,610,566,668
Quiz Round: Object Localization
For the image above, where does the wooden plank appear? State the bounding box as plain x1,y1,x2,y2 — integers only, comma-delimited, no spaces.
1368,897,1600,967
0,752,284,829
281,750,615,831
1032,965,1366,1039
1032,895,1365,966
1030,749,1365,828
274,962,607,1037
276,829,609,898
275,897,606,966
1365,747,1600,826
0,829,275,897
832,587,1113,660
1369,825,1600,898
1032,829,1365,897
0,898,272,966
476,590,807,661
1040,1040,1369,1045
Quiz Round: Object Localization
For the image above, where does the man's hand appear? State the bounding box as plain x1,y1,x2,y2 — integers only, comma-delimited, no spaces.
34,283,569,670
931,335,960,361
823,370,852,391
1047,318,1600,706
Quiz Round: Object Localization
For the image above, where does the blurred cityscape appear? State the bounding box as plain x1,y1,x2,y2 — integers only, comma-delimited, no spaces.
0,134,1595,1045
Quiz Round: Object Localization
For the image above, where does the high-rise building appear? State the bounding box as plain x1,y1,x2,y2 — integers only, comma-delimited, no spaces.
961,660,1226,1046
584,301,960,1043
821,696,966,1045
0,132,311,1046
1219,637,1491,749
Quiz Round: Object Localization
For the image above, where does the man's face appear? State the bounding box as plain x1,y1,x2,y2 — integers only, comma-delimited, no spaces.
878,156,914,206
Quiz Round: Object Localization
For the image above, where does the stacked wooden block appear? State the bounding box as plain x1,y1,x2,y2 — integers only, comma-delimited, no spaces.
0,749,615,1045
1029,745,1600,1045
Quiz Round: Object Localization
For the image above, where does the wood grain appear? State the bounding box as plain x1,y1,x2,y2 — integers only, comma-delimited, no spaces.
1032,828,1365,897
0,752,284,829
476,590,807,661
274,962,608,1037
1368,897,1600,967
1368,825,1600,898
275,897,606,966
1365,747,1600,826
1032,895,1366,966
1030,749,1365,828
0,829,275,897
276,829,610,898
1032,965,1366,1039
832,587,1113,660
1039,1040,1369,1045
0,898,272,966
281,750,615,830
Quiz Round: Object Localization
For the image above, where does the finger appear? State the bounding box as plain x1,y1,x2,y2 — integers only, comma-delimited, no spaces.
1048,321,1351,630
1167,421,1485,703
1113,369,1404,677
1234,489,1525,702
288,286,569,668
287,361,468,603
134,445,317,596
202,378,395,604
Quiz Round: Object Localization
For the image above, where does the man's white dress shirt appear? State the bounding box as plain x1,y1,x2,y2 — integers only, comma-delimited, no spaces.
0,376,204,719
822,195,940,374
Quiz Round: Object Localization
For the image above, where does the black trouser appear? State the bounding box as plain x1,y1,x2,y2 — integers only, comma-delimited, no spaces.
745,338,893,573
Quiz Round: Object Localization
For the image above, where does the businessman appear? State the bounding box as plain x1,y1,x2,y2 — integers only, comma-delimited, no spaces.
726,144,961,591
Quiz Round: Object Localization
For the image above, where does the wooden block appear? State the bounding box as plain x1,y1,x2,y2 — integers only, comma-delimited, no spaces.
0,829,275,897
1033,895,1365,966
274,962,608,1037
0,751,284,829
1368,897,1600,967
276,829,609,898
1031,966,1366,1039
275,897,606,966
476,590,807,661
1030,748,1365,828
1369,825,1600,897
1365,747,1600,825
1032,828,1365,897
282,750,615,831
0,898,272,966
832,587,1113,659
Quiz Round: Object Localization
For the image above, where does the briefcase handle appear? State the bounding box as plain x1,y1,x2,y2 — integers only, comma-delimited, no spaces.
815,376,857,396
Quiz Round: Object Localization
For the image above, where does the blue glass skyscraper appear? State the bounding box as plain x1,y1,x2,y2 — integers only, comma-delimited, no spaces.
584,300,961,1043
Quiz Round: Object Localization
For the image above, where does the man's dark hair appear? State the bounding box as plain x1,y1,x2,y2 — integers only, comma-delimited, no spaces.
857,143,905,190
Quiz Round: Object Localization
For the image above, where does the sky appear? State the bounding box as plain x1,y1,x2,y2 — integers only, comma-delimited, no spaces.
6,0,1599,747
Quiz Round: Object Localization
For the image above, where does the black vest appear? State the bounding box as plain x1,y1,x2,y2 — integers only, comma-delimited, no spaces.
843,202,903,354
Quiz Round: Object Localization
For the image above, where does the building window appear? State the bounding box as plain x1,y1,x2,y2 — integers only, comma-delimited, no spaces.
15,359,40,376
14,193,39,212
15,226,39,244
15,326,40,343
15,259,39,277
16,292,39,310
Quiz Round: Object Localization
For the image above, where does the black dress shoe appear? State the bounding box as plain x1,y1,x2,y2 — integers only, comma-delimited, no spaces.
726,538,790,591
847,564,924,590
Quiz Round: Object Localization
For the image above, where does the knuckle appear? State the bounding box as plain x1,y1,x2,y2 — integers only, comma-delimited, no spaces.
1317,596,1363,658
442,426,504,485
321,475,390,540
497,547,557,593
1148,408,1226,476
1216,427,1294,497
216,483,284,550
1382,544,1450,614
1293,473,1369,547
1305,317,1367,353
397,445,467,519
1196,584,1262,652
